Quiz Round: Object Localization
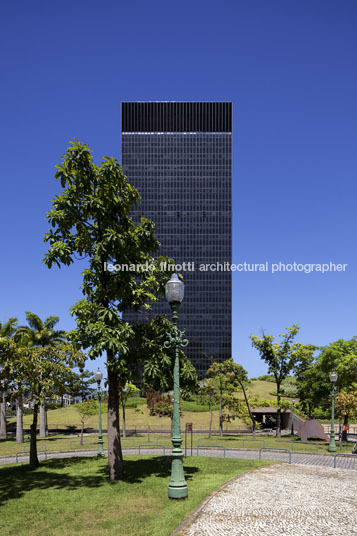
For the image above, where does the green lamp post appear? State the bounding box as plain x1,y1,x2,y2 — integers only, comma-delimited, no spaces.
291,399,295,436
328,371,338,453
95,368,104,457
164,274,188,500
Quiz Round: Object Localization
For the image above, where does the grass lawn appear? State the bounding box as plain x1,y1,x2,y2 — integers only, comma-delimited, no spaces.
0,456,272,536
8,403,246,433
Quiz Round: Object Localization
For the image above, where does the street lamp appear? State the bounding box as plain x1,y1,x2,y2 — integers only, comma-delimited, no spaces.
291,399,295,436
328,371,338,453
164,274,188,499
95,368,104,457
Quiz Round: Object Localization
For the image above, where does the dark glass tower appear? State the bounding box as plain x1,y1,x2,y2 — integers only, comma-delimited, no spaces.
121,102,232,379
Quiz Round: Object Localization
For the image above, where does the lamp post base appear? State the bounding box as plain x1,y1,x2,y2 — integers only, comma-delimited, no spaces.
168,485,188,499
168,454,188,499
97,438,105,457
328,443,337,453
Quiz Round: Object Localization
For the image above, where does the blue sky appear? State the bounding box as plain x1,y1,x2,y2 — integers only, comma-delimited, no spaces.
1,0,356,378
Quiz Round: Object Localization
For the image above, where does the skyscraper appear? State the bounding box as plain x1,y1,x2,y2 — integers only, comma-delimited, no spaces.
121,102,232,378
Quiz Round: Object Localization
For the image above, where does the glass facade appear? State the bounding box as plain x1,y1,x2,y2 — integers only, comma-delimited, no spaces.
121,102,232,379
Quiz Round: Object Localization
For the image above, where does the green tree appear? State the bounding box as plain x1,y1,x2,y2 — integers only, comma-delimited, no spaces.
65,370,96,404
317,338,357,390
198,382,218,438
250,325,304,437
16,312,66,347
335,392,357,441
205,358,239,437
43,140,171,480
0,317,18,440
227,361,257,435
16,312,67,437
0,338,85,467
295,353,326,418
296,338,357,420
75,399,98,444
118,379,139,439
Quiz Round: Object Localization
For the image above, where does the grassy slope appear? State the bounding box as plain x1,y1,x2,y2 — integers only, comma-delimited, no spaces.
0,456,272,536
9,380,285,432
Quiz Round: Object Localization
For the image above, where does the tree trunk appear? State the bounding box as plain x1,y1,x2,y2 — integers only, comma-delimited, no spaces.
276,388,281,438
16,399,24,443
209,406,213,439
0,393,7,440
80,419,84,445
30,403,39,468
342,414,349,442
240,380,256,437
39,404,46,438
219,395,223,437
122,402,126,439
107,359,124,480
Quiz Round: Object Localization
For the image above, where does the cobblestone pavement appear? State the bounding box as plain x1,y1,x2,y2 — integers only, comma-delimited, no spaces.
179,464,357,536
1,447,357,471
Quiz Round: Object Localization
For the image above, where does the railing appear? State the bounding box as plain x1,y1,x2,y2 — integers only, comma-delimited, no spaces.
138,443,166,455
196,439,226,458
333,453,357,468
259,448,292,464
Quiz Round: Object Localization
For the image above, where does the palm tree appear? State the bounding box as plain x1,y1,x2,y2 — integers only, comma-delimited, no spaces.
0,318,18,440
16,313,66,347
16,313,67,437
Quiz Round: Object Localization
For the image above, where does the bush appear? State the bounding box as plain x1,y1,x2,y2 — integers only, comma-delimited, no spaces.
145,391,173,417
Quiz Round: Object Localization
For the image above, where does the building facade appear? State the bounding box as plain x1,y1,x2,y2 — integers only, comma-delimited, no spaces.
121,102,232,379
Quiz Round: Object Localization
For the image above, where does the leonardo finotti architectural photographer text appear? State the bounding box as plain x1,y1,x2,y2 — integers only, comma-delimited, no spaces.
104,261,348,274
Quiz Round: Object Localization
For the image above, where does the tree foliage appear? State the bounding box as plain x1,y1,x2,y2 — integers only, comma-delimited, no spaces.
43,140,172,480
0,338,85,467
295,337,357,420
75,399,98,444
250,325,309,437
205,358,249,436
15,312,66,347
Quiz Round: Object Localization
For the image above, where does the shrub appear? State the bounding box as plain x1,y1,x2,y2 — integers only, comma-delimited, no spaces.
145,391,173,417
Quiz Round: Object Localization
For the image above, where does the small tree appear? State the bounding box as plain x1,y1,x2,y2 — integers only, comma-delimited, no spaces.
118,381,139,438
250,325,304,437
335,392,357,442
66,370,96,403
227,361,257,436
205,359,238,437
0,338,85,468
15,312,67,437
198,382,218,438
75,399,98,444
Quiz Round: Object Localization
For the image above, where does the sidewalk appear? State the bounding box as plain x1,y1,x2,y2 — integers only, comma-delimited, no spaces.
176,464,357,536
